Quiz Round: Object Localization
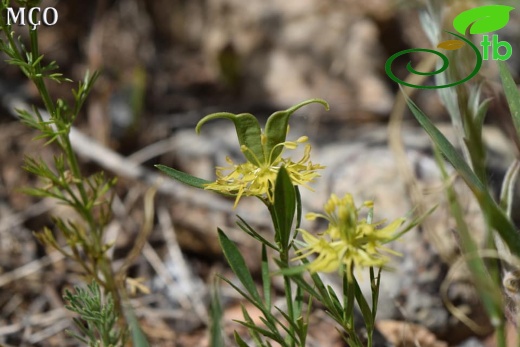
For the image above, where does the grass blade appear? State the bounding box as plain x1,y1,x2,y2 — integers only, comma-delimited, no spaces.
498,61,520,146
402,90,485,194
404,90,520,255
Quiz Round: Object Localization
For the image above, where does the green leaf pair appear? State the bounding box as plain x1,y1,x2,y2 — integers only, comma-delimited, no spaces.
195,99,329,166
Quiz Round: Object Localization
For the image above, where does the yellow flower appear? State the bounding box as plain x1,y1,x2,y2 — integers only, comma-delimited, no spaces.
295,194,405,279
204,138,324,207
194,98,329,208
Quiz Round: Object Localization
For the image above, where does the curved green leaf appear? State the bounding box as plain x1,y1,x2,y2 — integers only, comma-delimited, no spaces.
453,5,514,35
195,112,265,165
265,98,329,163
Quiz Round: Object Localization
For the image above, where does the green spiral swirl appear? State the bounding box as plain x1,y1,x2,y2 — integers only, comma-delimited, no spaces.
385,31,482,89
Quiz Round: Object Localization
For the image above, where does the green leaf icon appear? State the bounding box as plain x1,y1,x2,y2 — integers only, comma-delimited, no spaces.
453,5,514,35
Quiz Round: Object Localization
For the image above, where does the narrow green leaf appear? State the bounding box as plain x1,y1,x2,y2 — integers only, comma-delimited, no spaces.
280,270,320,298
500,160,520,217
434,147,504,323
209,279,225,347
234,331,250,347
220,274,285,337
235,320,285,345
273,166,296,250
474,98,491,133
354,279,373,330
328,285,344,317
261,245,272,310
498,61,520,146
259,316,294,344
386,205,437,243
294,286,303,322
218,229,262,304
273,307,301,341
300,294,312,345
237,215,278,251
403,92,486,195
155,164,212,189
486,199,520,256
219,276,257,309
239,306,286,345
370,267,382,322
282,255,338,315
405,91,520,256
241,305,266,346
123,302,150,347
275,264,308,276
258,314,291,341
195,112,265,164
264,98,329,162
343,275,355,324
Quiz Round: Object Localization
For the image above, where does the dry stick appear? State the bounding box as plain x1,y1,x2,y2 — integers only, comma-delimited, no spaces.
157,205,208,322
26,318,70,344
0,308,68,336
0,250,65,288
0,198,54,234
127,136,178,164
141,244,197,312
387,54,454,263
139,222,206,322
116,186,157,284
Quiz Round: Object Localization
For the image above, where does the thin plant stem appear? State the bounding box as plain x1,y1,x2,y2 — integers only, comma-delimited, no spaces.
281,251,295,347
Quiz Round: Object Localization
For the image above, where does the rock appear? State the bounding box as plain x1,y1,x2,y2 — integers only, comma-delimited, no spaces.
377,319,449,347
201,0,395,118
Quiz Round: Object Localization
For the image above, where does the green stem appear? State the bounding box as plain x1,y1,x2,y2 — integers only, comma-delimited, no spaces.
267,201,296,346
28,24,100,255
26,9,92,214
28,17,56,118
280,251,295,347
496,323,506,347
21,9,120,316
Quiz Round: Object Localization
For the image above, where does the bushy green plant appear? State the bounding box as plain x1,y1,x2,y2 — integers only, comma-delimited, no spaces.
0,1,148,345
63,281,129,347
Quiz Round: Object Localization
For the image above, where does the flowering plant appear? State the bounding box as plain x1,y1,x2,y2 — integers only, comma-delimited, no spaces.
158,98,327,207
157,99,418,346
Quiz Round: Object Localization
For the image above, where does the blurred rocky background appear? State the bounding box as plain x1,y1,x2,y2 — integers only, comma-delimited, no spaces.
1,0,519,346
